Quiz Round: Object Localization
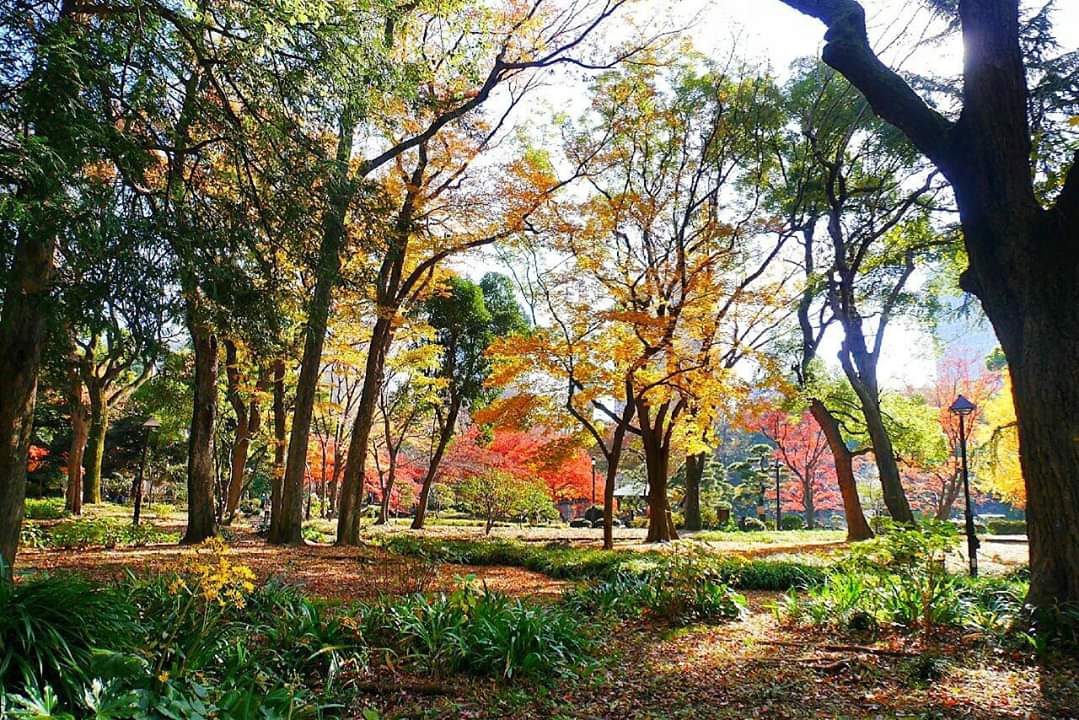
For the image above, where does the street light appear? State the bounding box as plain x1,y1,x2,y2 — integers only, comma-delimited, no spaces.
949,395,979,577
759,455,768,524
132,417,161,526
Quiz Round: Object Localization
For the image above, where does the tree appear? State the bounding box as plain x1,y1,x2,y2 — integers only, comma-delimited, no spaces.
777,0,1079,607
455,469,548,535
410,274,528,529
557,57,790,542
758,410,843,529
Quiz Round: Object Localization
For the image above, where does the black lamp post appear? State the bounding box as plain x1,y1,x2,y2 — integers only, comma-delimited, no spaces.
949,395,979,577
757,456,770,525
133,417,160,526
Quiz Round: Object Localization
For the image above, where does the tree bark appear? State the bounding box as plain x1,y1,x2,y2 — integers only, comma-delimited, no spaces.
82,388,107,504
683,452,705,532
0,224,55,574
809,399,873,541
65,366,89,516
273,111,356,546
182,320,219,544
269,358,287,535
411,398,461,530
337,317,395,544
222,341,264,524
639,401,679,543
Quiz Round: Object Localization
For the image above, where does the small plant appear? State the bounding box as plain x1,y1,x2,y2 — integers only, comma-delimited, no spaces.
23,498,67,520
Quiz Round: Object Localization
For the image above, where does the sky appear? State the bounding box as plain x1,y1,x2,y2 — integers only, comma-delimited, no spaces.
453,0,1077,389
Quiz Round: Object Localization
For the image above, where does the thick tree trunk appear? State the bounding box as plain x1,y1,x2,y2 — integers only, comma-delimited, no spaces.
683,452,705,532
411,399,461,530
337,317,394,544
82,389,107,504
809,399,872,541
182,321,219,544
804,481,816,529
0,231,55,573
644,450,678,542
269,358,287,535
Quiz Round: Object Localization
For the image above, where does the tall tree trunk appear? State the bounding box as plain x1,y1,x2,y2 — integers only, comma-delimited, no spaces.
0,226,55,573
269,358,287,535
272,112,356,545
809,399,872,541
182,321,219,544
683,452,705,532
601,402,634,550
411,398,461,530
82,388,107,504
336,317,394,545
65,369,88,516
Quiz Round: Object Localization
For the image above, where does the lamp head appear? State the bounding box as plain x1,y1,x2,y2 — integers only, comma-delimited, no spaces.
949,395,976,417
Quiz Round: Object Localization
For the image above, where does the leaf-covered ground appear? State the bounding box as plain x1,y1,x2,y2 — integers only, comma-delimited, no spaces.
15,520,1069,719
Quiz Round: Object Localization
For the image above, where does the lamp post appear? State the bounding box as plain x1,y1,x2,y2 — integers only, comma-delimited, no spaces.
757,456,768,524
774,459,782,531
133,417,161,526
949,395,979,577
591,457,597,507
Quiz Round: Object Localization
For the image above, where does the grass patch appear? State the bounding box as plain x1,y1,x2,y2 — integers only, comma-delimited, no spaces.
379,535,827,591
689,529,845,545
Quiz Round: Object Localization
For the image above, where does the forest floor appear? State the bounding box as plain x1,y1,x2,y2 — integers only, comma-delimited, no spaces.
16,509,1061,718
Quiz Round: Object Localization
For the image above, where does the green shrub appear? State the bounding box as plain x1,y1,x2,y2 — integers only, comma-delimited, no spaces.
780,514,806,530
741,517,767,532
23,498,67,520
986,519,1027,535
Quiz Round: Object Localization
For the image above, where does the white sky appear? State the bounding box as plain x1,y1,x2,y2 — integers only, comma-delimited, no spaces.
452,0,1078,389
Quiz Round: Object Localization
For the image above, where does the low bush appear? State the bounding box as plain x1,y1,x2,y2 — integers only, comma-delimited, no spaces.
377,582,589,679
740,517,767,532
986,519,1027,535
780,515,807,530
567,551,747,626
23,497,67,520
37,518,177,550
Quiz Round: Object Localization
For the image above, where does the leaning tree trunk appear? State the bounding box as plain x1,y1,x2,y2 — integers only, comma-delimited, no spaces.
337,317,395,545
182,321,219,544
82,388,107,504
411,398,461,530
809,399,873,541
0,228,55,574
683,452,705,532
602,411,632,550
